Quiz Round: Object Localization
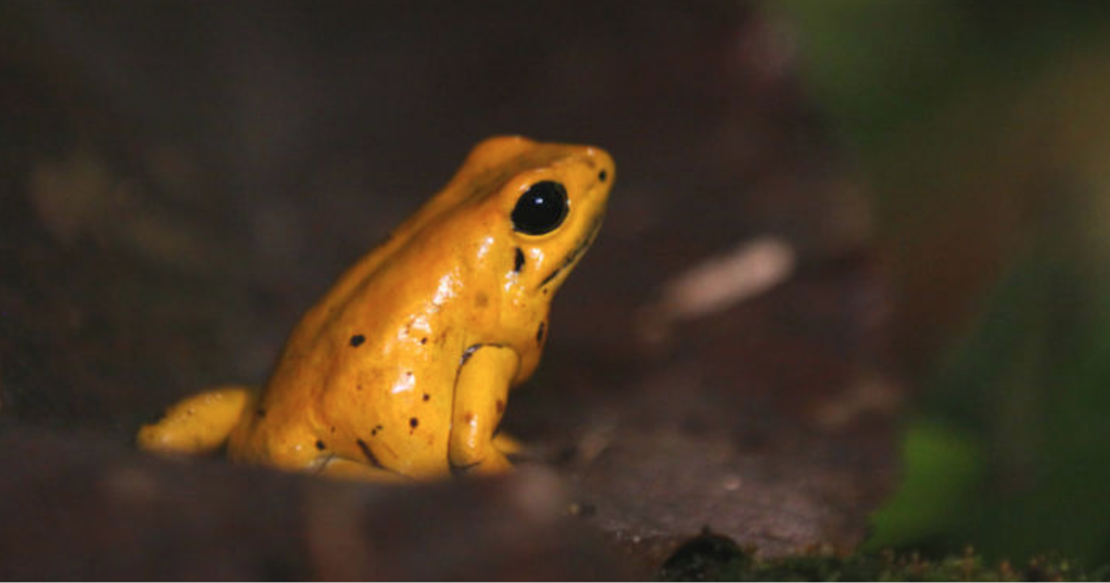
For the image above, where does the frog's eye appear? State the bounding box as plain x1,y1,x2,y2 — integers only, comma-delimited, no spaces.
511,181,568,236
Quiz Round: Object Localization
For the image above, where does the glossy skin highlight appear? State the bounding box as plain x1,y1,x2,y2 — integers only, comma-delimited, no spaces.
138,136,614,480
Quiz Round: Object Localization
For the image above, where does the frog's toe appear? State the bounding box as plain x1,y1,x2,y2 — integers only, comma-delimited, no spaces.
492,432,523,455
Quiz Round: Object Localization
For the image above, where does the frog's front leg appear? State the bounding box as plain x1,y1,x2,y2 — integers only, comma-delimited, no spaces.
449,344,519,475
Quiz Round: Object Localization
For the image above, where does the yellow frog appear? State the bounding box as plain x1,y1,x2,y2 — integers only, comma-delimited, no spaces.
138,136,614,481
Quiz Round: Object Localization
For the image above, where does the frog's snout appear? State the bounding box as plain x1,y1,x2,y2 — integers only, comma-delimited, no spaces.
584,147,615,190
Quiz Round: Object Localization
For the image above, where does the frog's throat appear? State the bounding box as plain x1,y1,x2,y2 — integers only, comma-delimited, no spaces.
537,214,604,289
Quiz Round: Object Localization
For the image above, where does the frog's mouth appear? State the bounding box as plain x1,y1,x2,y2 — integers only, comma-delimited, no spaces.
538,214,604,289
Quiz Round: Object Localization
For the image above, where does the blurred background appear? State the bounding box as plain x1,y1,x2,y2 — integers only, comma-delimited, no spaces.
1,0,1109,577
773,0,1110,567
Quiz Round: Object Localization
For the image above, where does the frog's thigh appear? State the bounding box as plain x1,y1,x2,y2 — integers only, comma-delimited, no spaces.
318,457,407,483
137,385,254,454
449,344,518,475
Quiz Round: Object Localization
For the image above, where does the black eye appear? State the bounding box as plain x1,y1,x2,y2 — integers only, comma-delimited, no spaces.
511,181,568,235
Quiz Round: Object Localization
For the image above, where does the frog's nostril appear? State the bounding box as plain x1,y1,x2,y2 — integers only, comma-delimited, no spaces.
598,169,608,183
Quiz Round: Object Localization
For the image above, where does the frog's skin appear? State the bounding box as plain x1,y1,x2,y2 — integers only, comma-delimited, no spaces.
138,136,614,480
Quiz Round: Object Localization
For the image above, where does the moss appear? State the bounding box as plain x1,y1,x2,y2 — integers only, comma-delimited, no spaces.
659,531,1110,581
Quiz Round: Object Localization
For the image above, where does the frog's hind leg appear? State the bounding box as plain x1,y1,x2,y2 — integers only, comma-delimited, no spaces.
137,385,255,455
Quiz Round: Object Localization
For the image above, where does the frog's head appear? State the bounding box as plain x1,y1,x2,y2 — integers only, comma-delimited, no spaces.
467,136,614,298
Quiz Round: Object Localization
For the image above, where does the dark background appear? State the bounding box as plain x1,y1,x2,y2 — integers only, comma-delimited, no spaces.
0,0,1107,578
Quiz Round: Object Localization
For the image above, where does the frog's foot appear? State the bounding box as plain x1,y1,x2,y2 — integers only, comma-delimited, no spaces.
316,456,408,483
450,448,513,477
137,385,254,455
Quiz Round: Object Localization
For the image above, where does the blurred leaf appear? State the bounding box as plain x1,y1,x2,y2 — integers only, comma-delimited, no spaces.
865,421,984,551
